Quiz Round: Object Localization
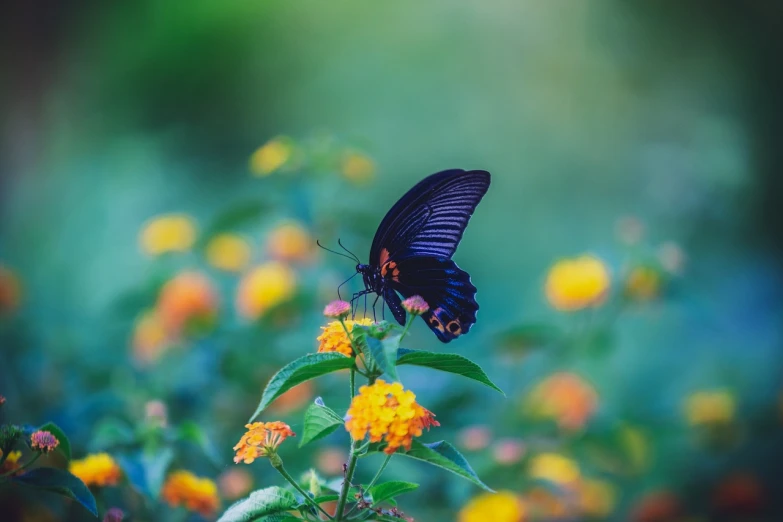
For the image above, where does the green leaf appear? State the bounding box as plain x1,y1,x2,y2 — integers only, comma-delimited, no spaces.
218,486,298,522
368,481,419,505
178,421,222,467
143,447,174,499
12,468,98,517
299,400,345,448
38,422,71,461
249,353,355,422
396,349,504,395
313,494,339,503
365,334,402,382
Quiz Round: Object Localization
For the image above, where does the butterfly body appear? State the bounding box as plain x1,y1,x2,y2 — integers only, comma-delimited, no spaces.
356,169,491,343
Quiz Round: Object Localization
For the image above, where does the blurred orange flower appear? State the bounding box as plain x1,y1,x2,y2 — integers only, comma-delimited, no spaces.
0,450,22,475
235,262,297,320
457,425,492,451
157,272,218,337
624,266,661,301
0,265,22,313
684,389,735,426
161,470,220,518
578,478,617,518
139,214,197,256
268,381,314,415
526,372,598,431
317,318,373,357
69,453,122,487
492,438,526,465
266,221,313,263
218,468,253,501
525,487,569,519
340,150,375,184
545,255,610,311
206,234,252,273
250,136,293,176
458,491,526,522
630,491,680,522
713,473,763,515
131,309,170,364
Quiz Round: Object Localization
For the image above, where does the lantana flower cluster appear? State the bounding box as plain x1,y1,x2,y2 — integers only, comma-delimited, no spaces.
233,421,296,464
161,470,221,518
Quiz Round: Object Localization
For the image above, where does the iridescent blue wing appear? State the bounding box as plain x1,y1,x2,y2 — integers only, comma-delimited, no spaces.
369,170,491,266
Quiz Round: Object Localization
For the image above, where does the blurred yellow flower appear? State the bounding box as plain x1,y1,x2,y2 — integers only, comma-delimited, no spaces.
0,450,22,475
625,266,661,301
233,421,295,464
266,221,313,262
206,234,251,272
458,491,526,522
528,453,580,486
69,453,122,487
526,372,598,431
684,390,736,426
340,150,375,184
157,272,218,337
131,309,170,364
317,318,373,357
235,262,297,320
346,379,439,455
579,478,617,518
250,136,293,176
0,265,22,313
545,255,610,311
161,470,220,517
139,214,197,256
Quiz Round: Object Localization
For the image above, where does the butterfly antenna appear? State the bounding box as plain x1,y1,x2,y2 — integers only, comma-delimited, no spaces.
337,238,361,263
316,239,358,262
336,272,359,301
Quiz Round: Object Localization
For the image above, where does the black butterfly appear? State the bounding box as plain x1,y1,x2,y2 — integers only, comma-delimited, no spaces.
345,169,491,342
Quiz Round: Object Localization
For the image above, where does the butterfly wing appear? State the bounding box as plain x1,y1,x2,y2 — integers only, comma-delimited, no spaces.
369,170,491,266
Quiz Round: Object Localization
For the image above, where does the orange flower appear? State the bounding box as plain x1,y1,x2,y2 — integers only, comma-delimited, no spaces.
233,422,295,464
526,372,598,431
340,150,375,184
69,453,123,487
0,265,22,313
345,379,439,455
317,319,373,357
266,221,313,263
624,266,662,301
218,468,253,500
157,272,218,337
131,310,170,364
161,470,220,518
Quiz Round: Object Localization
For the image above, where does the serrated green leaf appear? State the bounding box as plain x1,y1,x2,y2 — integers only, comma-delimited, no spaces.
250,353,355,422
368,481,419,505
218,486,298,522
299,402,344,448
12,468,98,517
38,422,71,461
396,349,504,395
365,334,401,381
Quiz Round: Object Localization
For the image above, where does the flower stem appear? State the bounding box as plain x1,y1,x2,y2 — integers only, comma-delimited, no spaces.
0,453,40,478
400,313,415,339
335,444,359,522
365,453,392,492
349,369,356,400
274,462,333,520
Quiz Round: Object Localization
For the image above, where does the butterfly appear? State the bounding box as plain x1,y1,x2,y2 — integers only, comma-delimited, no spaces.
348,169,491,342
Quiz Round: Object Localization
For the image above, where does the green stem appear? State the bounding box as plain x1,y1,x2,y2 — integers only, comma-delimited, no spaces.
335,444,359,521
399,313,416,339
0,453,40,477
350,369,356,400
365,454,392,492
274,462,333,520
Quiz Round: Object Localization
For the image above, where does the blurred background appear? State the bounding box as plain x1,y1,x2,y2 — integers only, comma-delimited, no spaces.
2,1,783,521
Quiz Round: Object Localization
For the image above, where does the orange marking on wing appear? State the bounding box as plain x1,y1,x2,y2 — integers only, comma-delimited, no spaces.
446,320,462,336
381,261,400,282
428,308,446,333
379,248,390,267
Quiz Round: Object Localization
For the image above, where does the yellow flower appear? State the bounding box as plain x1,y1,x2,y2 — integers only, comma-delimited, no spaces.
233,421,295,464
625,266,661,301
684,390,735,426
340,150,375,184
235,262,297,320
131,309,170,364
206,234,251,272
0,265,22,313
0,450,22,475
157,272,218,337
458,491,526,522
266,221,313,262
345,379,439,455
528,453,580,486
579,478,617,518
526,372,598,431
545,255,610,311
161,470,220,517
139,214,197,256
69,453,123,487
317,319,373,357
250,136,293,176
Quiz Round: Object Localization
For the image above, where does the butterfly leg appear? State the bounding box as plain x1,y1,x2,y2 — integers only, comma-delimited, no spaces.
370,293,381,322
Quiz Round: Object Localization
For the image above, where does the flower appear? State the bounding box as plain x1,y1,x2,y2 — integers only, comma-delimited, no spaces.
579,478,617,518
317,318,373,357
345,379,439,455
713,473,763,515
233,421,295,464
630,491,680,522
236,262,297,320
340,150,375,184
139,214,197,256
102,508,125,522
161,470,220,517
0,450,22,475
0,265,22,313
458,491,526,522
525,372,598,431
250,136,293,176
30,431,59,453
205,234,252,272
131,309,170,364
624,266,661,301
457,425,492,451
545,255,610,311
0,395,5,406
266,221,313,262
525,487,569,519
218,468,253,500
69,453,123,487
684,389,735,426
401,295,429,316
528,453,580,487
323,300,351,319
492,438,526,465
268,382,314,415
157,271,219,337
144,400,168,428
